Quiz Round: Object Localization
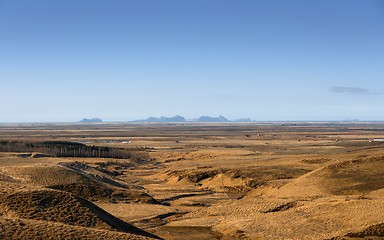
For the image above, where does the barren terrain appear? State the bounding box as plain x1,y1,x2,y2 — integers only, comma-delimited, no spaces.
1,122,384,239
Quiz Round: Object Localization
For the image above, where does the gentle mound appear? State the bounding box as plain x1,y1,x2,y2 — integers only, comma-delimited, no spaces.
168,165,310,193
170,157,384,239
0,182,159,239
1,164,115,200
320,156,384,195
0,217,154,240
2,189,113,229
331,223,384,239
0,163,158,203
273,156,384,199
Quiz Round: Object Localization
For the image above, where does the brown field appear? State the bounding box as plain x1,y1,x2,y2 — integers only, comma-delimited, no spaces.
1,122,384,239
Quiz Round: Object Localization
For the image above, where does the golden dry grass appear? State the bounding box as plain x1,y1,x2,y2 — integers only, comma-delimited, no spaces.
1,122,384,239
0,217,153,240
0,181,159,239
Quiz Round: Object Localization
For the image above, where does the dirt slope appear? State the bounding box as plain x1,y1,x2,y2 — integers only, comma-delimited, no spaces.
0,217,153,240
166,157,384,239
0,162,158,203
0,181,159,239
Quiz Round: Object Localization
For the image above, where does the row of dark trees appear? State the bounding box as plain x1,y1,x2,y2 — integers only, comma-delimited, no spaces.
0,140,137,159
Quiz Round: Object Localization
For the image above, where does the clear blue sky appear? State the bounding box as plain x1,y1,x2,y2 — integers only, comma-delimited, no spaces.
1,0,383,122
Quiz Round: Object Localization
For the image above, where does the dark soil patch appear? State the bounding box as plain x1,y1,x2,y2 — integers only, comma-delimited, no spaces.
263,202,296,213
181,170,220,183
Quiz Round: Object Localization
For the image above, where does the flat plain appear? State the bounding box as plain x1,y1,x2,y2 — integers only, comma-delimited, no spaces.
1,122,384,239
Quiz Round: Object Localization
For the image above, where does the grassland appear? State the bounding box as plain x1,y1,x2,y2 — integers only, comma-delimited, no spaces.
1,122,384,239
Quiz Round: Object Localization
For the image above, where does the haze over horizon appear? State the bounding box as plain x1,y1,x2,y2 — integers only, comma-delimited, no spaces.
1,0,383,122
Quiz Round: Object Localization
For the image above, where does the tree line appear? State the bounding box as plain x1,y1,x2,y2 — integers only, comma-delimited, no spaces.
0,140,141,159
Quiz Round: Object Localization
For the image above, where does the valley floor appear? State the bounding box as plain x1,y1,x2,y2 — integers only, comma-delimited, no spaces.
1,122,384,239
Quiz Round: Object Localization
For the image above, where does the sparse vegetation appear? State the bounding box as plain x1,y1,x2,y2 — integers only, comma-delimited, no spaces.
0,140,146,159
2,123,384,239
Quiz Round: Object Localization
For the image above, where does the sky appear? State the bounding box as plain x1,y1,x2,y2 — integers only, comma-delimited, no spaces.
1,0,384,122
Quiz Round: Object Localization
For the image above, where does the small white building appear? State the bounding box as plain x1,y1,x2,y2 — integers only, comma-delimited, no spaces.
369,138,384,142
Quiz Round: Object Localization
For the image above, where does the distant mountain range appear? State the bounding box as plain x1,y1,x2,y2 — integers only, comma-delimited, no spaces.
196,115,228,122
134,115,253,123
79,118,103,123
78,116,253,123
135,115,186,123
